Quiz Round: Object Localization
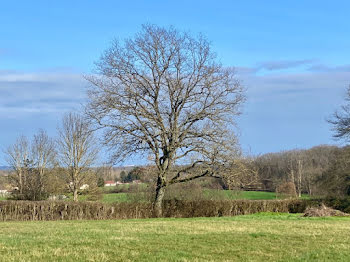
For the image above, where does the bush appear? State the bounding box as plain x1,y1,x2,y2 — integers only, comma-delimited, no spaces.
85,187,103,202
164,182,204,201
97,177,105,187
321,197,350,213
197,177,226,190
276,182,297,199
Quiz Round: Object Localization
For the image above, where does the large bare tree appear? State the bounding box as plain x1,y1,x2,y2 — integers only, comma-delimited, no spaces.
86,24,245,216
329,84,350,141
57,112,99,201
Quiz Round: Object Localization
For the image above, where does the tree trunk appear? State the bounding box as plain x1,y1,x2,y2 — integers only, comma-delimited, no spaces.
154,182,166,217
73,188,78,202
297,160,302,198
19,171,23,194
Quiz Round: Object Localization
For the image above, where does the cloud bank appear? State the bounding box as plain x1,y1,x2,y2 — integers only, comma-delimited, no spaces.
0,70,87,118
235,60,348,155
0,60,348,164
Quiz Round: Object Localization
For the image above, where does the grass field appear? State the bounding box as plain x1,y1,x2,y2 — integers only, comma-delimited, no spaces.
102,192,129,202
204,190,278,200
98,190,309,203
79,190,283,203
0,213,349,261
1,190,310,203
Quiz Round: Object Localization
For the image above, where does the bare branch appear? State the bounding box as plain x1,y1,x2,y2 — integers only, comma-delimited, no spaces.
85,24,245,215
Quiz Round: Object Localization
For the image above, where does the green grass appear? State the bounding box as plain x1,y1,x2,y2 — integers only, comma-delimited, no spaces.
102,183,147,193
205,190,310,200
204,190,279,200
97,190,310,203
102,192,129,202
0,213,349,261
1,189,309,203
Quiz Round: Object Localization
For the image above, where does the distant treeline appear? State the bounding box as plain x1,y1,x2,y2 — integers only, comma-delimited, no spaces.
2,143,349,201
251,145,350,198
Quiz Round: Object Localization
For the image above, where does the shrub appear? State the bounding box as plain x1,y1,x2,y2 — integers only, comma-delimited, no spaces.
197,177,226,190
85,187,103,202
276,182,297,199
164,182,205,201
321,197,350,213
97,177,105,187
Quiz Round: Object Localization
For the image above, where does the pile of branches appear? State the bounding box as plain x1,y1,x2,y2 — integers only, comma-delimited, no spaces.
303,204,350,217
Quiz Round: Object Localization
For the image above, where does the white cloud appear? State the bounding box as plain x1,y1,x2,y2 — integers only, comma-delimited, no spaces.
308,64,350,72
236,67,348,154
0,64,348,157
257,59,315,71
0,71,87,118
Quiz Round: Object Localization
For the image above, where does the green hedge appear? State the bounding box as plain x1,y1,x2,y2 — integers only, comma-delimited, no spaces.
0,199,312,221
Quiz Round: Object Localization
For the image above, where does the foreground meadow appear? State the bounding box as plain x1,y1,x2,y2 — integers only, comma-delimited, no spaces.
0,213,349,261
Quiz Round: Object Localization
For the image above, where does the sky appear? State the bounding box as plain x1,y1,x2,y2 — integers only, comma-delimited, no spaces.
0,0,349,165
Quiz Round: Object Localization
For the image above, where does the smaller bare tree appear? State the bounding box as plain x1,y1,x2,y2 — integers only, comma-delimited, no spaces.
5,130,56,200
28,130,56,200
5,136,29,194
276,182,297,199
221,158,259,190
57,112,99,201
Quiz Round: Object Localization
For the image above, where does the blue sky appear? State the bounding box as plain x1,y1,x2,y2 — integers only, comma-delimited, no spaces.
1,0,349,165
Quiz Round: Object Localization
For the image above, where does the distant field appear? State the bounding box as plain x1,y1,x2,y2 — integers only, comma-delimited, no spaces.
80,190,281,203
204,190,278,200
0,213,349,261
207,190,310,200
103,192,129,202
97,190,309,203
0,190,310,203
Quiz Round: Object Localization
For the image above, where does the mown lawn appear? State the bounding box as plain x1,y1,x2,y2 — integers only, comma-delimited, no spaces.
0,213,349,261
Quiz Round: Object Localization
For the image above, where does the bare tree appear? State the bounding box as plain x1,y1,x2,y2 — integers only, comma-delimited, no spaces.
5,136,29,194
57,112,99,201
5,130,56,200
329,84,350,141
253,146,338,196
221,158,259,190
28,130,56,200
85,24,245,216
